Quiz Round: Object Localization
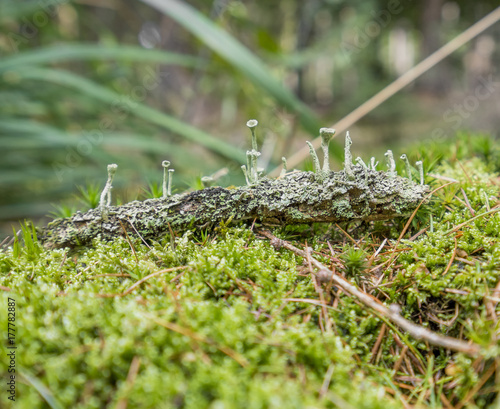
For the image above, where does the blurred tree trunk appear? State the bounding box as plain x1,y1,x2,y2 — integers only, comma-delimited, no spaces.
295,0,320,101
418,0,451,95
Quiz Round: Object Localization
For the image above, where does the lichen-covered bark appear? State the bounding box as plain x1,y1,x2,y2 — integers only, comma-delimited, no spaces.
40,166,429,248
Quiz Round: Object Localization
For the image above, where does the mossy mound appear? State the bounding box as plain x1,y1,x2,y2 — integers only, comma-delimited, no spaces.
1,133,500,408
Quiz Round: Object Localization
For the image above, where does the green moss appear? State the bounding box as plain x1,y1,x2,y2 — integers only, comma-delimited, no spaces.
1,229,403,409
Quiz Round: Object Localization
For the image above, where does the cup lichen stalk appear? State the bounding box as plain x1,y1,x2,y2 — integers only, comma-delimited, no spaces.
415,161,424,185
280,157,288,178
344,132,355,180
201,176,214,188
167,169,175,196
99,164,118,219
356,157,369,182
356,157,367,169
385,150,396,177
162,161,170,199
400,154,412,182
246,119,260,184
306,141,321,174
241,165,250,185
320,127,336,173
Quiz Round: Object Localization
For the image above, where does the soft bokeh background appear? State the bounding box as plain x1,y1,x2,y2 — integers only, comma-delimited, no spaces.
0,0,499,236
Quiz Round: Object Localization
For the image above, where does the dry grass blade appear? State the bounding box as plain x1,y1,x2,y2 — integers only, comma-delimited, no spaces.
370,323,387,364
455,363,497,409
393,345,409,375
96,266,188,298
115,356,141,409
442,236,458,276
143,312,249,367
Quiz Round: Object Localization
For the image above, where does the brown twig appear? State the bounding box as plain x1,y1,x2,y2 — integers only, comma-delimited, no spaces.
426,303,460,327
484,286,498,325
90,274,132,279
334,223,358,246
409,227,428,241
392,333,425,374
457,160,473,186
305,240,329,333
258,229,481,356
126,217,153,251
2,230,20,248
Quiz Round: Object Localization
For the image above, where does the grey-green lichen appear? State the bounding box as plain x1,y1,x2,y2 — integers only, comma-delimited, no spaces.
41,166,429,249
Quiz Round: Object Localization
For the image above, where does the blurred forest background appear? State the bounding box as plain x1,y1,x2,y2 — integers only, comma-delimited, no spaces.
0,0,499,237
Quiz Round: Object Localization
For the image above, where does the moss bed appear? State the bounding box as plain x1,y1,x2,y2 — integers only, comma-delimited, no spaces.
1,134,500,408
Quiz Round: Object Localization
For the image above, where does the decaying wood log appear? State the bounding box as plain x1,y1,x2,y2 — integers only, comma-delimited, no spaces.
40,165,429,249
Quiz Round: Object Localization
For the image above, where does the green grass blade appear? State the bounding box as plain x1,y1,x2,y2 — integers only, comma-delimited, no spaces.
20,371,64,409
13,67,245,162
0,0,60,20
0,43,202,72
0,120,189,160
140,0,321,135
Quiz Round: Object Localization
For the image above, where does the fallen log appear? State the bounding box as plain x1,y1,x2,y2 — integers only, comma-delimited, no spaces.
40,166,429,249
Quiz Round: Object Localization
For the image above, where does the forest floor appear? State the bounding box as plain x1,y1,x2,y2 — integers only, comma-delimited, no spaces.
1,133,500,408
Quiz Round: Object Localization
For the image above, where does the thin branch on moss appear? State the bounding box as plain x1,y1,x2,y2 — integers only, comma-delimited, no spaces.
392,345,408,375
305,240,329,333
258,229,481,357
90,274,132,279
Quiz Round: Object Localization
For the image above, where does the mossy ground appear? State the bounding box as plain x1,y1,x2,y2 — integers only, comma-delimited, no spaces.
1,133,500,408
